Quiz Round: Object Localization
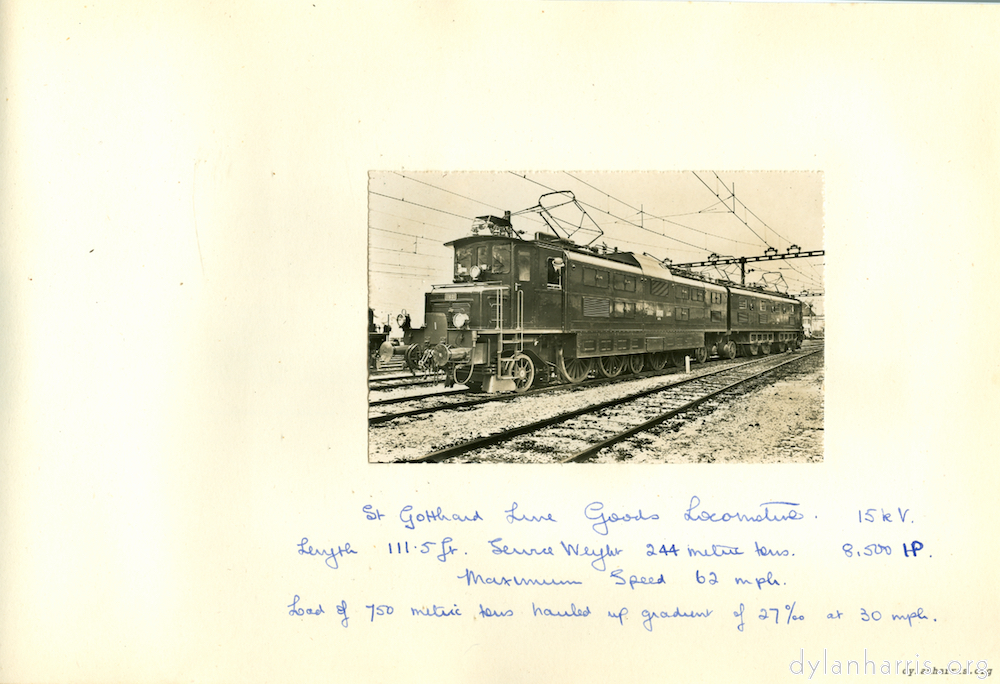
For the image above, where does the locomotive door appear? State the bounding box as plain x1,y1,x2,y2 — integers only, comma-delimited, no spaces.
520,246,564,329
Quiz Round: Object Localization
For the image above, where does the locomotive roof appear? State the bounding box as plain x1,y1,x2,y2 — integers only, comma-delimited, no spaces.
445,233,798,301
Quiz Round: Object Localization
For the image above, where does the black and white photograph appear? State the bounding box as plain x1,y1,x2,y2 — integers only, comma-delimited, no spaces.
368,172,825,464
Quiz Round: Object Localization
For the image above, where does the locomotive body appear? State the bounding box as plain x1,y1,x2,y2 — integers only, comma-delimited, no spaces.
380,218,803,393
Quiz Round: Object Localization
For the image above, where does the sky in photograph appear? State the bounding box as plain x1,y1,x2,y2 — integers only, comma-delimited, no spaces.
368,171,825,328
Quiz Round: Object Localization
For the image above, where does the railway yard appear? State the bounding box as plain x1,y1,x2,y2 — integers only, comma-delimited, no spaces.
368,340,823,464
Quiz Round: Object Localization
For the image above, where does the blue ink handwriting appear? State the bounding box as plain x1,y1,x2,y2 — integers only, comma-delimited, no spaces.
456,568,582,587
411,604,461,617
505,501,557,524
479,604,513,618
688,544,744,557
532,602,591,618
585,501,659,536
559,541,623,571
488,538,554,557
297,537,357,569
609,607,628,626
362,504,385,521
366,604,393,622
683,496,804,523
287,595,324,616
642,606,713,631
611,569,667,589
400,505,483,530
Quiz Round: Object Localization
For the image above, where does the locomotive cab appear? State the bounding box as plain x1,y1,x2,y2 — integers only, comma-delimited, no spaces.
381,226,567,392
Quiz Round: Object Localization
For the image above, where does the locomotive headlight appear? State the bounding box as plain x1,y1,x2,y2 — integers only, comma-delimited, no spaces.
470,265,482,280
452,312,469,329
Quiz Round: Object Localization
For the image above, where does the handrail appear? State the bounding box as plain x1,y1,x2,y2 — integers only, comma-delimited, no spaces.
432,281,505,290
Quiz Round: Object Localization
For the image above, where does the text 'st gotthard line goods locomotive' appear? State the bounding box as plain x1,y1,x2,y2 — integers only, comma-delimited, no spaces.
379,192,804,393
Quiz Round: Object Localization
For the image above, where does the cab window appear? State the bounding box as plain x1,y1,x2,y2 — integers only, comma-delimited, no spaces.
516,248,531,282
546,257,564,288
475,245,489,270
491,244,511,274
455,246,473,278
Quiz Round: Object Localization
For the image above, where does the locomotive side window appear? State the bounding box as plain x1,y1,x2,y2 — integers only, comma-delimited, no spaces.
679,286,689,300
692,289,704,302
546,257,564,289
491,244,511,274
583,267,609,288
516,248,531,282
612,301,636,318
677,307,690,321
612,274,637,292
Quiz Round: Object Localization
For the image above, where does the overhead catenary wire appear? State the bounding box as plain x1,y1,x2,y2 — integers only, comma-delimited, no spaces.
370,191,474,222
712,171,795,247
370,245,452,260
563,171,761,247
509,172,710,252
370,172,822,301
692,171,773,248
369,208,463,235
393,172,546,227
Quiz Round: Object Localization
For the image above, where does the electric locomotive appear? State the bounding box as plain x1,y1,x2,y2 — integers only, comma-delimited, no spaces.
379,202,803,393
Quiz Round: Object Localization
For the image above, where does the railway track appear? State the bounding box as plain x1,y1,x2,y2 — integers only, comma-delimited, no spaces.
368,371,447,392
370,355,721,424
392,346,822,464
368,345,809,424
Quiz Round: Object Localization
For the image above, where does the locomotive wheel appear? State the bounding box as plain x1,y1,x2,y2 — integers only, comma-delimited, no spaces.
760,342,771,355
510,353,535,393
556,348,591,384
748,344,759,356
628,354,645,374
403,344,423,372
596,355,625,378
452,363,475,386
719,341,735,360
670,350,688,367
647,352,669,371
777,341,787,353
693,347,707,364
